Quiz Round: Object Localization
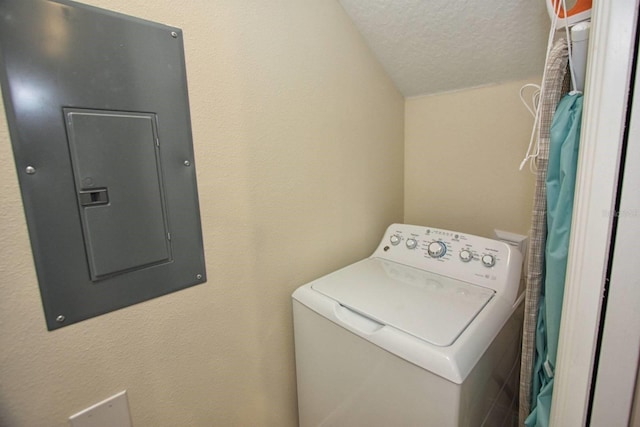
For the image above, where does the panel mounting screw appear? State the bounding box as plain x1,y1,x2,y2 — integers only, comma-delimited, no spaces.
171,31,178,38
25,166,36,175
196,274,203,280
56,315,65,323
184,160,191,167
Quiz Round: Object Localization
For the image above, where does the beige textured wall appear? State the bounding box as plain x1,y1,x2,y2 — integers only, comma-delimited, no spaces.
405,80,538,237
0,1,404,426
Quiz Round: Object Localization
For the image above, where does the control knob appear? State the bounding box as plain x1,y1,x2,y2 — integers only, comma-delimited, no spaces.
459,249,473,263
427,241,446,258
390,234,401,246
481,254,496,267
406,238,418,249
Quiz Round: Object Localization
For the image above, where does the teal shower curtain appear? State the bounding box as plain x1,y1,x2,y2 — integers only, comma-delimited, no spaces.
526,92,583,427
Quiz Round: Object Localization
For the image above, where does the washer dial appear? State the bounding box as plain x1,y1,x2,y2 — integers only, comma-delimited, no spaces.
406,238,418,249
481,254,496,267
427,241,446,258
390,234,401,246
459,249,473,262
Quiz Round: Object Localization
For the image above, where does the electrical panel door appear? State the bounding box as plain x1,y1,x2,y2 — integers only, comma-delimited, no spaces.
0,0,206,329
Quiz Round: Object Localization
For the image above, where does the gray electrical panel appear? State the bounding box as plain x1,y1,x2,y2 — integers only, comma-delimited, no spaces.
0,0,206,330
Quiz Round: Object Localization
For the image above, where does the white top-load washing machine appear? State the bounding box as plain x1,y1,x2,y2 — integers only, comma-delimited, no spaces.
292,224,523,427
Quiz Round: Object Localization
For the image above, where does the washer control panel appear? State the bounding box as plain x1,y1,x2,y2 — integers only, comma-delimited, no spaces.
372,223,522,297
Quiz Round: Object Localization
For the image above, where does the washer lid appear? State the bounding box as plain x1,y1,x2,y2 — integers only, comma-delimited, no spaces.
311,258,495,347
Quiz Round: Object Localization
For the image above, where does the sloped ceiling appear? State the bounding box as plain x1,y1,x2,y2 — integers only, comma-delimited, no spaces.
338,0,551,97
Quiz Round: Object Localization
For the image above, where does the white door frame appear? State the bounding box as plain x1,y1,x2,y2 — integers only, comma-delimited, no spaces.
589,41,640,425
550,0,639,425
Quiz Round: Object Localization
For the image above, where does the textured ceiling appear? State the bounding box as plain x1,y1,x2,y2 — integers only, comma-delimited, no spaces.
338,0,551,97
